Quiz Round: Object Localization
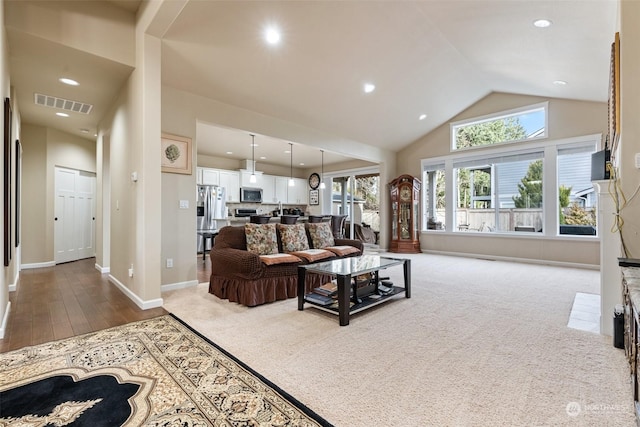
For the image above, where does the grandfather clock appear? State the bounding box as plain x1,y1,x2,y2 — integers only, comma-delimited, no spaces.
389,174,421,253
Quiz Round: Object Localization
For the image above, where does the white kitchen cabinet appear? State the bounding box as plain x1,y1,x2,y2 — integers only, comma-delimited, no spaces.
275,177,289,204
284,178,308,204
261,175,277,203
219,170,240,202
202,168,220,186
196,167,203,185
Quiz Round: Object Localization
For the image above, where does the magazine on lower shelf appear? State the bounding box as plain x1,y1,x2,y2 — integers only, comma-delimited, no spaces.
305,293,334,306
313,281,338,297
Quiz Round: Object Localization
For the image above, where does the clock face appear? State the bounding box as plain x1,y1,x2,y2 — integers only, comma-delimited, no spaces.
400,186,411,201
308,172,321,189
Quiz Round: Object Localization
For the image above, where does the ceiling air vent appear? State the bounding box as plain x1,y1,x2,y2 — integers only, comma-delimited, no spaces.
34,93,93,114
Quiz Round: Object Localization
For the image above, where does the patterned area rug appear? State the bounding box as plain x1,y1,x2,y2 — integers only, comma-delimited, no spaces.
0,314,331,426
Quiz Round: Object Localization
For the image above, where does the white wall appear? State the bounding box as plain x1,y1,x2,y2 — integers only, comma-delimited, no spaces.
1,0,14,337
620,3,640,260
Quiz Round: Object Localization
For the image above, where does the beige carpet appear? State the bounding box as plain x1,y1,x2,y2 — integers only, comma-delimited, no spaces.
163,253,635,426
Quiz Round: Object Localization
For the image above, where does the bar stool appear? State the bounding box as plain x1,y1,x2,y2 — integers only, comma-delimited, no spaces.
249,215,271,224
308,215,325,223
330,215,347,239
280,215,299,224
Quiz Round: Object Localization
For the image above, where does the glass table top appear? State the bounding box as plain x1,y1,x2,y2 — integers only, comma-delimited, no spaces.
301,255,405,276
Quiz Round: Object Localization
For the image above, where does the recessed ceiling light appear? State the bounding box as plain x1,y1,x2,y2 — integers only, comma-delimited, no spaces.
59,77,79,86
80,128,89,133
260,156,267,160
265,26,281,45
419,114,427,121
363,83,376,93
56,112,69,117
533,19,552,28
299,162,305,166
226,151,233,155
285,150,291,154
553,80,567,86
250,143,258,147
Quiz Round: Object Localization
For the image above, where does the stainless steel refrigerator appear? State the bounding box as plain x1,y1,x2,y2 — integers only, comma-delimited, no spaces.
197,185,226,253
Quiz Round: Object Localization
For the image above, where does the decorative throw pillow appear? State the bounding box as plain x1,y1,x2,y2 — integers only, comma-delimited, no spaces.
277,223,309,252
245,223,278,255
307,222,335,249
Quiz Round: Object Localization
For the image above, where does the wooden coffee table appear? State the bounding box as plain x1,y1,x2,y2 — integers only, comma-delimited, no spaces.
297,255,411,326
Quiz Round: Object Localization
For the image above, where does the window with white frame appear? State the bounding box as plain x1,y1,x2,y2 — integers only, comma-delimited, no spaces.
451,103,547,151
422,135,599,237
453,150,544,232
557,145,598,236
423,163,445,230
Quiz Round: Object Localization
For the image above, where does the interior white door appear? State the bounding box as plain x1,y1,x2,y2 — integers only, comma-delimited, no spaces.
54,167,96,264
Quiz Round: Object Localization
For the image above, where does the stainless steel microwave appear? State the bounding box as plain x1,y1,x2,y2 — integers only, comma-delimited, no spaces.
240,187,263,203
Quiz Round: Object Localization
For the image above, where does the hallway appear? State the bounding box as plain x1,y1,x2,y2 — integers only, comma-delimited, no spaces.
0,258,211,353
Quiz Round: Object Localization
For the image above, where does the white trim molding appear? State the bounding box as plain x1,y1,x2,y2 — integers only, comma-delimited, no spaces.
8,270,19,292
108,275,163,310
21,261,56,270
95,263,110,274
161,280,198,293
0,301,11,339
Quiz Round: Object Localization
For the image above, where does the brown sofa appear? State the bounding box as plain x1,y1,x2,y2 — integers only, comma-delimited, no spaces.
209,224,363,307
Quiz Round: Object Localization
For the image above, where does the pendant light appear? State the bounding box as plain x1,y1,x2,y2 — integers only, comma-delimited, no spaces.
288,143,295,187
249,134,257,184
319,149,326,189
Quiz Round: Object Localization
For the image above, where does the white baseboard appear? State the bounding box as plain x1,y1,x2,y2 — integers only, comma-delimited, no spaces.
108,274,163,310
21,261,55,270
8,270,19,292
421,249,599,270
161,280,198,293
0,301,11,339
95,263,110,274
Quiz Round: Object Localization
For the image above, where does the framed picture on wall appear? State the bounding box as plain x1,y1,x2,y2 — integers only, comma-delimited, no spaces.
309,189,319,205
161,132,192,175
4,98,11,266
608,32,620,153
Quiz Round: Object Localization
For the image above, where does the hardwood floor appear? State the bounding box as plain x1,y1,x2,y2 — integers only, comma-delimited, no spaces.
0,256,211,353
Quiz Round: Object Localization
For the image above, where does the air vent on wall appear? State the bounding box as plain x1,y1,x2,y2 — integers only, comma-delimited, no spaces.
34,93,93,114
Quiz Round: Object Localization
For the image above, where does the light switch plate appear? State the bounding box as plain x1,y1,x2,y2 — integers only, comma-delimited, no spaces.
179,200,189,209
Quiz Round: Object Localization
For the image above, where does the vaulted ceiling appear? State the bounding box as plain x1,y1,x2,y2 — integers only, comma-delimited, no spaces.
6,0,618,168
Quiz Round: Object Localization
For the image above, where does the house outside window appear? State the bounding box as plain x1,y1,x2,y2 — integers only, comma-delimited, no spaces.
451,102,548,151
453,151,544,232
